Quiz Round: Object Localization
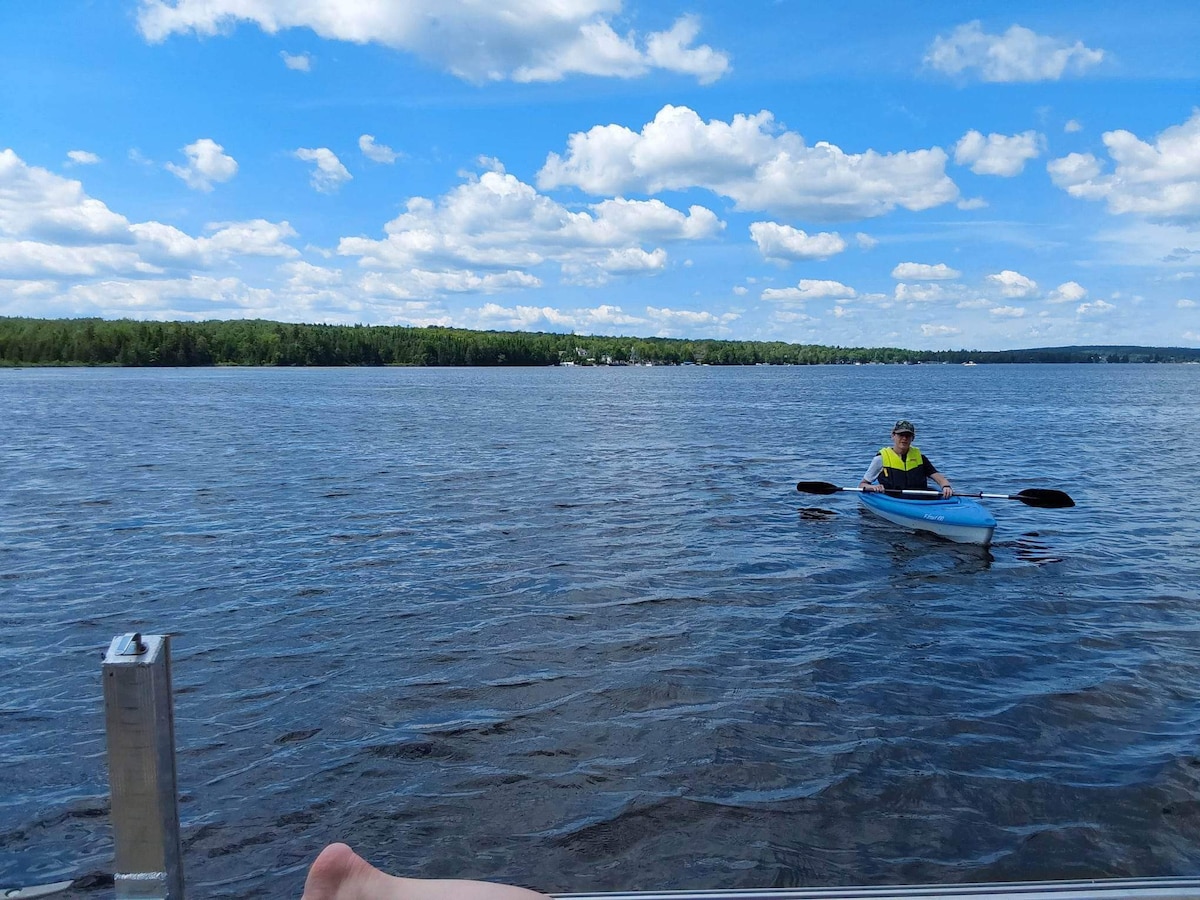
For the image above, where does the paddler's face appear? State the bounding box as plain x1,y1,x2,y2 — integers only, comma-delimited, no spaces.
892,430,913,452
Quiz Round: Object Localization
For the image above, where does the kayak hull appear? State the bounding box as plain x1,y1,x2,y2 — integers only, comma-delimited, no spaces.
859,493,997,546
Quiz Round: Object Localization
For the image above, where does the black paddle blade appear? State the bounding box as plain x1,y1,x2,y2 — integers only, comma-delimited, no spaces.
1014,488,1075,508
796,481,841,495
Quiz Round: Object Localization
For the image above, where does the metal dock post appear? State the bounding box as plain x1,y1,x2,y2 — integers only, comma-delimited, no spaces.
103,633,185,900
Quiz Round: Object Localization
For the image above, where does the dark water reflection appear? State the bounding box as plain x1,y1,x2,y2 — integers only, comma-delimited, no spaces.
2,364,1200,896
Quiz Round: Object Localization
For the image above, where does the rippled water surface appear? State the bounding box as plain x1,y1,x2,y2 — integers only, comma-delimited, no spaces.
3,365,1200,897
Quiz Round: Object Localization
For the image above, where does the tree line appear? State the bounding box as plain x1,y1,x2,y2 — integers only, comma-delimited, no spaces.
1,317,1198,367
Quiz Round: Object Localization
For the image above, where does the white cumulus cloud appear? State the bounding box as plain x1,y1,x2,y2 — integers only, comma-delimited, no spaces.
280,51,312,71
955,130,1042,176
986,269,1038,297
0,149,130,243
282,260,344,290
1046,152,1104,190
336,166,719,290
585,197,723,242
645,305,739,333
990,305,1026,318
761,279,856,303
200,219,301,258
895,282,962,303
921,324,961,337
359,135,399,164
365,270,541,301
1178,298,1196,308
581,304,645,326
457,302,739,339
599,247,667,273
1047,110,1200,223
131,219,300,268
925,21,1104,83
1047,281,1087,303
749,223,846,261
891,262,961,280
1078,299,1115,315
295,148,352,193
537,104,959,220
136,1,729,84
66,150,101,166
165,138,238,191
642,15,729,85
0,149,300,288
0,241,145,279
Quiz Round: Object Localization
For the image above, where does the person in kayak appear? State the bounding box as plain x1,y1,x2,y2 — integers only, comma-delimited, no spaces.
301,843,550,900
859,419,953,498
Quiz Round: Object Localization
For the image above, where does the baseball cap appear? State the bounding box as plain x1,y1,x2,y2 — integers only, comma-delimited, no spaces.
892,419,915,434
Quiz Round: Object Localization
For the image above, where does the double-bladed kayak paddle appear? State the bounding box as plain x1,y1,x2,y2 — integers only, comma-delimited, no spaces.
795,481,1075,509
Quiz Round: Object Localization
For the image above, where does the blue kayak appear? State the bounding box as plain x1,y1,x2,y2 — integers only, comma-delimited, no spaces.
860,492,997,546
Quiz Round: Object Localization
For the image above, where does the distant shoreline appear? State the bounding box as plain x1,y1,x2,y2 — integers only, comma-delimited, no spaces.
3,316,1199,367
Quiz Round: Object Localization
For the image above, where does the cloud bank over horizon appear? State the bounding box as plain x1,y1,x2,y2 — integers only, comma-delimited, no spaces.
3,4,1199,349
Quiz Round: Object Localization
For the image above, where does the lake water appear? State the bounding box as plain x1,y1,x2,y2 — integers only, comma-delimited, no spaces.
2,364,1200,897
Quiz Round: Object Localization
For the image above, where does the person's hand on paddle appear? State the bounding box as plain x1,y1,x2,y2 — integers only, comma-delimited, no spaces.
859,480,885,493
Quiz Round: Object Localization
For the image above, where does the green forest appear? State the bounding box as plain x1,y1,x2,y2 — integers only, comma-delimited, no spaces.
2,316,1199,367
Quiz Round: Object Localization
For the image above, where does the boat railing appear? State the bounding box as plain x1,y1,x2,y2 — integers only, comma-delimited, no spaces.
50,633,1200,899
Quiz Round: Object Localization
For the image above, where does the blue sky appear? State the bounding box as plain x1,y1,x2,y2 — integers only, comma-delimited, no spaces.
3,1,1200,350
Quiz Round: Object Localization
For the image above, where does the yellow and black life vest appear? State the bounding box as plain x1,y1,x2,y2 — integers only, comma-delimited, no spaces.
879,446,929,490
